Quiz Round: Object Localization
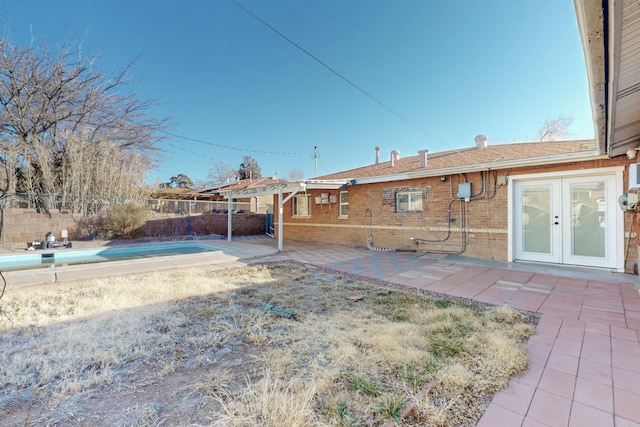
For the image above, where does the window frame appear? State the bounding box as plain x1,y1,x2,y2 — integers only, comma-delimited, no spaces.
339,191,349,218
292,194,311,217
396,191,423,213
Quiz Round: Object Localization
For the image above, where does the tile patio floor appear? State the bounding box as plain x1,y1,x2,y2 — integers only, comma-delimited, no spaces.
240,237,640,427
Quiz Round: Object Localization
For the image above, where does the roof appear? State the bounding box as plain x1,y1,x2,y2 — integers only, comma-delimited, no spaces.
216,140,602,198
315,140,601,181
152,187,221,200
214,177,285,192
218,177,349,198
575,0,640,158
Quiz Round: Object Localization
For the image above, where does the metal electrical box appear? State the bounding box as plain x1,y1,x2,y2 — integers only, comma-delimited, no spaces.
619,193,639,210
457,182,471,199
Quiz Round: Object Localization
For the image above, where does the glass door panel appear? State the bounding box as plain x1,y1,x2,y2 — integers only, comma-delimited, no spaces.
514,180,561,263
569,181,605,257
562,176,615,267
522,185,551,253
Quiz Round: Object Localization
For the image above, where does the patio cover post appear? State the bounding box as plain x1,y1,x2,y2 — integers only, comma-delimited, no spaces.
227,197,232,241
218,180,345,251
278,185,283,251
278,183,304,252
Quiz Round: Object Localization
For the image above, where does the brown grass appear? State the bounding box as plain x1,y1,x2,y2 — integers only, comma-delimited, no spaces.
0,262,536,426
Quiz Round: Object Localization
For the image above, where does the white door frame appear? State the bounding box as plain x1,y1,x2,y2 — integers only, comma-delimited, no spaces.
508,166,625,271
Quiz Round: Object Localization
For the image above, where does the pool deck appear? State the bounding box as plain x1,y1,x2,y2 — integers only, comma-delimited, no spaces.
3,235,640,426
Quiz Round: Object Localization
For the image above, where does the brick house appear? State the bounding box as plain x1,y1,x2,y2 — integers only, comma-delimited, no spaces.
221,1,640,274
221,139,635,272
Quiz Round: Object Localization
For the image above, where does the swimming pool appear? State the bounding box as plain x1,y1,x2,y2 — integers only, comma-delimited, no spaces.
0,242,222,272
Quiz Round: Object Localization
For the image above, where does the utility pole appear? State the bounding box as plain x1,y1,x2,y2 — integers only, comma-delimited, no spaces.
314,146,319,177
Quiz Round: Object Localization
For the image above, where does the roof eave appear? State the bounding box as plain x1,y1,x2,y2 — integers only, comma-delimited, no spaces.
574,0,608,155
349,151,606,184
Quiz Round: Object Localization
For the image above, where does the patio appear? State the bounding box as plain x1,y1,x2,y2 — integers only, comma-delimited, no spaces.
3,235,639,425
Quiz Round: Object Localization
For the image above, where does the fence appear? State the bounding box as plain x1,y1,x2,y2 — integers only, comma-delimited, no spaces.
0,192,254,216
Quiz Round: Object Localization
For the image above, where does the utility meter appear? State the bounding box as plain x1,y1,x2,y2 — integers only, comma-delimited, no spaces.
619,193,639,210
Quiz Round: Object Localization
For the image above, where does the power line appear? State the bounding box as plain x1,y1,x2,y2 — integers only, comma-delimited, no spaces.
230,0,431,137
0,67,312,158
230,0,481,165
160,130,312,156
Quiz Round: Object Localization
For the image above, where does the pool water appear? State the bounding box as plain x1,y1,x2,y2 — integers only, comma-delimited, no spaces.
0,243,222,272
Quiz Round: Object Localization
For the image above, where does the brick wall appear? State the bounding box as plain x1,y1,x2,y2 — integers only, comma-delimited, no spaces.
278,173,508,257
1,209,83,248
1,210,266,250
276,157,640,273
144,212,265,237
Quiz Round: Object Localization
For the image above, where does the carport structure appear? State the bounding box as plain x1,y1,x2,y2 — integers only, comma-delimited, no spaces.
218,178,349,251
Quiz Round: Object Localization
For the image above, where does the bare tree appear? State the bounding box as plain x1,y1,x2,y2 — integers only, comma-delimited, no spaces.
288,168,304,181
0,31,168,213
207,161,238,186
57,131,151,215
537,116,573,141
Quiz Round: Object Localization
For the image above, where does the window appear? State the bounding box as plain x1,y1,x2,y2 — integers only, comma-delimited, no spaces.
396,191,423,212
292,194,311,217
339,191,349,217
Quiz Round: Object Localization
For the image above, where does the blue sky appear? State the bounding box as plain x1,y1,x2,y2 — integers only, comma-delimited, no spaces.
4,1,593,186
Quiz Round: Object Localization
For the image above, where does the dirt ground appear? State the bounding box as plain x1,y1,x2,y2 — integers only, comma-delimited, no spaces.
0,262,536,426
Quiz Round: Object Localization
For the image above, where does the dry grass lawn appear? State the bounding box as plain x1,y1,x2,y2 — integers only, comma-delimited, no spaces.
0,262,536,426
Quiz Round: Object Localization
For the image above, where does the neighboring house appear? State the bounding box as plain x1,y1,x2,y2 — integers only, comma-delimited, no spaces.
207,177,280,214
153,179,276,214
152,187,222,201
221,1,640,274
150,187,223,215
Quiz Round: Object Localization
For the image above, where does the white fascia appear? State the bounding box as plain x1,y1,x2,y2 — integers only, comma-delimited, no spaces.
349,152,607,185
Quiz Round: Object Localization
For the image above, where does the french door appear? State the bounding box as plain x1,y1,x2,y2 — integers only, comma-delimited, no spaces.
514,175,617,268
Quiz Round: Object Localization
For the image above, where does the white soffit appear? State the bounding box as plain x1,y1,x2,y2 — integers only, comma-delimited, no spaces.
608,0,640,156
219,180,349,198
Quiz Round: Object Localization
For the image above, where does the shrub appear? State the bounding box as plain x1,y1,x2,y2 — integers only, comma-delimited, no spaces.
75,215,109,240
108,203,148,238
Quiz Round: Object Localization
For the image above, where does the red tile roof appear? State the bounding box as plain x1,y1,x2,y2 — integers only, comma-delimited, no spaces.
315,140,598,180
